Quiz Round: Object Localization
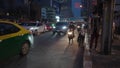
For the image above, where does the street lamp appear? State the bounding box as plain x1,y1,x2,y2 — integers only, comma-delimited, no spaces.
6,13,10,16
28,0,32,19
80,5,83,8
80,4,83,16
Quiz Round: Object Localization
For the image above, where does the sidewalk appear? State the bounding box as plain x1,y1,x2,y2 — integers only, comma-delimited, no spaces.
83,33,120,68
83,33,92,68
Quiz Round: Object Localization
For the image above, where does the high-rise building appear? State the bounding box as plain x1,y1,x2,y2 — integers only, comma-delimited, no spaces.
59,0,73,18
51,0,61,15
0,0,27,19
115,0,120,12
72,0,81,17
81,0,92,17
81,0,87,16
46,7,56,22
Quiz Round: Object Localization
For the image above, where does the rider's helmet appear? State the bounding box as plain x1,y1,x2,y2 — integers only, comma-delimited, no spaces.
69,22,73,24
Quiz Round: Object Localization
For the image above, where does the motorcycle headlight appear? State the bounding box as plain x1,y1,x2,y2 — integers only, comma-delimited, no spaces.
77,26,80,28
68,31,72,35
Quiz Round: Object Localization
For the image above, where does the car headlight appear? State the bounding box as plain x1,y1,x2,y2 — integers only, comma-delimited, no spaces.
62,26,67,29
53,26,56,29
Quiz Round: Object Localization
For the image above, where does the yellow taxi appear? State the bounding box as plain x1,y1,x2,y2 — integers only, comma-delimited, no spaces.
0,20,34,60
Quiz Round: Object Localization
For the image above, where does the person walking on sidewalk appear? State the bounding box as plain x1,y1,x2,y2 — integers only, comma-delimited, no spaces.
89,12,100,51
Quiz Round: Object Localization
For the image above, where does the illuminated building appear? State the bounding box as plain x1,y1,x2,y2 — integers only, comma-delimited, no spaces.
59,0,73,18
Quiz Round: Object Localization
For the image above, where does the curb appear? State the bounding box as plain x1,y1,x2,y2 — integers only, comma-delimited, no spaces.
83,33,92,68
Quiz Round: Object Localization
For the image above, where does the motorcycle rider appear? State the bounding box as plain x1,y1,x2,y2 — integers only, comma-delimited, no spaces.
77,26,85,47
69,22,75,36
77,24,81,33
67,22,75,44
68,29,74,44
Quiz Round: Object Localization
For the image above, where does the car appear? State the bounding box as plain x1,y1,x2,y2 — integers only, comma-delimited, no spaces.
45,23,53,31
52,22,69,35
19,22,42,35
0,20,34,60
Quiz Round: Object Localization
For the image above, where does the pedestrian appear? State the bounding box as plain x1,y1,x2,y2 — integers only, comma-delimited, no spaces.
112,21,116,40
89,12,100,51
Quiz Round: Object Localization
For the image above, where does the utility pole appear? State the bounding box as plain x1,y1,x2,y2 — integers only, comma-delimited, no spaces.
101,0,115,55
87,0,91,19
27,0,33,19
87,0,91,32
28,1,31,19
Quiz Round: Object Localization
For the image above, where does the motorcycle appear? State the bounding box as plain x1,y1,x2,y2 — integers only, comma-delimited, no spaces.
68,29,74,44
77,29,85,47
77,25,81,32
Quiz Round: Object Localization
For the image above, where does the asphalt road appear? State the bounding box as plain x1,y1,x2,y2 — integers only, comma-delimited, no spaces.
0,31,84,68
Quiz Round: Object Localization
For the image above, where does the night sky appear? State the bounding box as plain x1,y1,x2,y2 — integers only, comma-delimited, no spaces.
72,0,81,17
1,0,119,17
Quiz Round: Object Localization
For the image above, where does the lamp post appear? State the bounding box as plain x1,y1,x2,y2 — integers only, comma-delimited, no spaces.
28,0,32,19
79,4,83,18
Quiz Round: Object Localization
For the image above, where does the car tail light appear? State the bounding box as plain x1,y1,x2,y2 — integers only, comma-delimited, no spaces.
45,26,47,29
50,26,52,28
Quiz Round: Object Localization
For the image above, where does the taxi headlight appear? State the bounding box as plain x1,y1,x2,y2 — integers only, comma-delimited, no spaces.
28,35,34,48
